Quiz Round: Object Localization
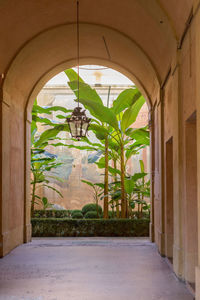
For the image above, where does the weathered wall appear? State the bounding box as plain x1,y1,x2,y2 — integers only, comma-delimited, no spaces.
1,0,200,297
152,8,199,293
0,93,29,256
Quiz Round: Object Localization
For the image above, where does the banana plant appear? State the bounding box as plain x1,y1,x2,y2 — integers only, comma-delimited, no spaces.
124,160,150,218
31,100,70,216
64,69,147,218
64,69,113,218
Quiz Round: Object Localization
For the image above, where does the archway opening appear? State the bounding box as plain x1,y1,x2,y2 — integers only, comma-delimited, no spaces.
30,65,151,236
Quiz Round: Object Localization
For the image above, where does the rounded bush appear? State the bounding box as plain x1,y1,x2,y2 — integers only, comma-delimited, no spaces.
82,203,102,215
72,212,83,219
71,209,82,217
84,211,99,219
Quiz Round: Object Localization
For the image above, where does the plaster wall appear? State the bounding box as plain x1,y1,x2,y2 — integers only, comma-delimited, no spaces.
152,11,199,288
1,0,200,297
0,98,26,256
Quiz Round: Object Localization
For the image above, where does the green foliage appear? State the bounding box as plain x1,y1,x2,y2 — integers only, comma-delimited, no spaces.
82,203,103,215
31,218,150,237
40,197,53,210
71,209,82,216
32,210,71,218
72,212,83,219
121,96,145,132
112,88,141,115
31,100,68,216
64,68,149,219
31,69,150,220
84,211,99,219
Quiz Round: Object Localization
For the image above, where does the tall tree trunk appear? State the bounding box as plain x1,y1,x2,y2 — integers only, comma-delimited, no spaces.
114,159,120,218
31,177,36,218
120,142,126,218
104,135,109,219
95,190,99,218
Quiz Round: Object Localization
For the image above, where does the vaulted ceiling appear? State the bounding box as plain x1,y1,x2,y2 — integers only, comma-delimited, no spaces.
0,0,193,104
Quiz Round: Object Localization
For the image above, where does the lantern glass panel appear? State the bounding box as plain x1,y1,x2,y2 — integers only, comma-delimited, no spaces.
82,120,89,135
72,119,81,137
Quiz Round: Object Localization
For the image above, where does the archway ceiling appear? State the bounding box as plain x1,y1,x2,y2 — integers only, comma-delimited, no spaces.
0,0,193,101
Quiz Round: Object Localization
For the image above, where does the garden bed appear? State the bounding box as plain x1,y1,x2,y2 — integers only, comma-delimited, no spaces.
31,218,149,237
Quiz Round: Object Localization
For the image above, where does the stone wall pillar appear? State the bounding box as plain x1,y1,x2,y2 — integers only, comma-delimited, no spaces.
153,90,165,255
24,114,32,243
171,56,184,278
149,106,155,242
0,87,12,256
195,6,200,299
0,82,26,257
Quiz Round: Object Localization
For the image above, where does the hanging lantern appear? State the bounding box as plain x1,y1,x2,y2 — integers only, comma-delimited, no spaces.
66,1,91,140
67,107,90,140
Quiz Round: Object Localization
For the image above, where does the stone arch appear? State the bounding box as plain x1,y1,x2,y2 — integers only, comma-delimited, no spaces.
1,21,159,256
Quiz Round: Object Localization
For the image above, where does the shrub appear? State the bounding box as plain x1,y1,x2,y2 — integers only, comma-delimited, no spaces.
82,203,102,215
55,210,71,218
32,210,70,218
72,212,83,219
71,209,82,217
31,218,150,237
84,211,99,219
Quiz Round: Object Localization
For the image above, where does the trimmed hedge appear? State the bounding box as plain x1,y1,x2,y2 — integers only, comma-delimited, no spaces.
31,218,149,237
33,210,71,218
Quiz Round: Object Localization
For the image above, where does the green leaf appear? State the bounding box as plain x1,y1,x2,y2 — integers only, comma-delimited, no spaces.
42,184,63,198
32,105,51,115
126,127,150,145
78,99,119,130
89,124,110,140
46,106,70,113
81,179,95,188
112,88,141,115
46,175,65,183
139,160,144,173
125,177,135,194
64,69,84,83
67,80,103,105
131,172,147,181
121,96,145,132
35,124,68,147
51,142,68,147
95,160,121,175
94,183,105,189
42,197,48,206
32,115,58,126
56,115,67,119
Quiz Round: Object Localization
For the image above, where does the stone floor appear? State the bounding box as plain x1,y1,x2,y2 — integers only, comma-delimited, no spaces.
0,238,193,300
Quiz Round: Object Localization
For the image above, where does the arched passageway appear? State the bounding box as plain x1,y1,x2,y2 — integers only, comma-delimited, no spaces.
1,0,200,298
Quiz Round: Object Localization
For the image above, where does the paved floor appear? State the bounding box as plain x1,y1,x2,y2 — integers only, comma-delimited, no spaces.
0,238,193,300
